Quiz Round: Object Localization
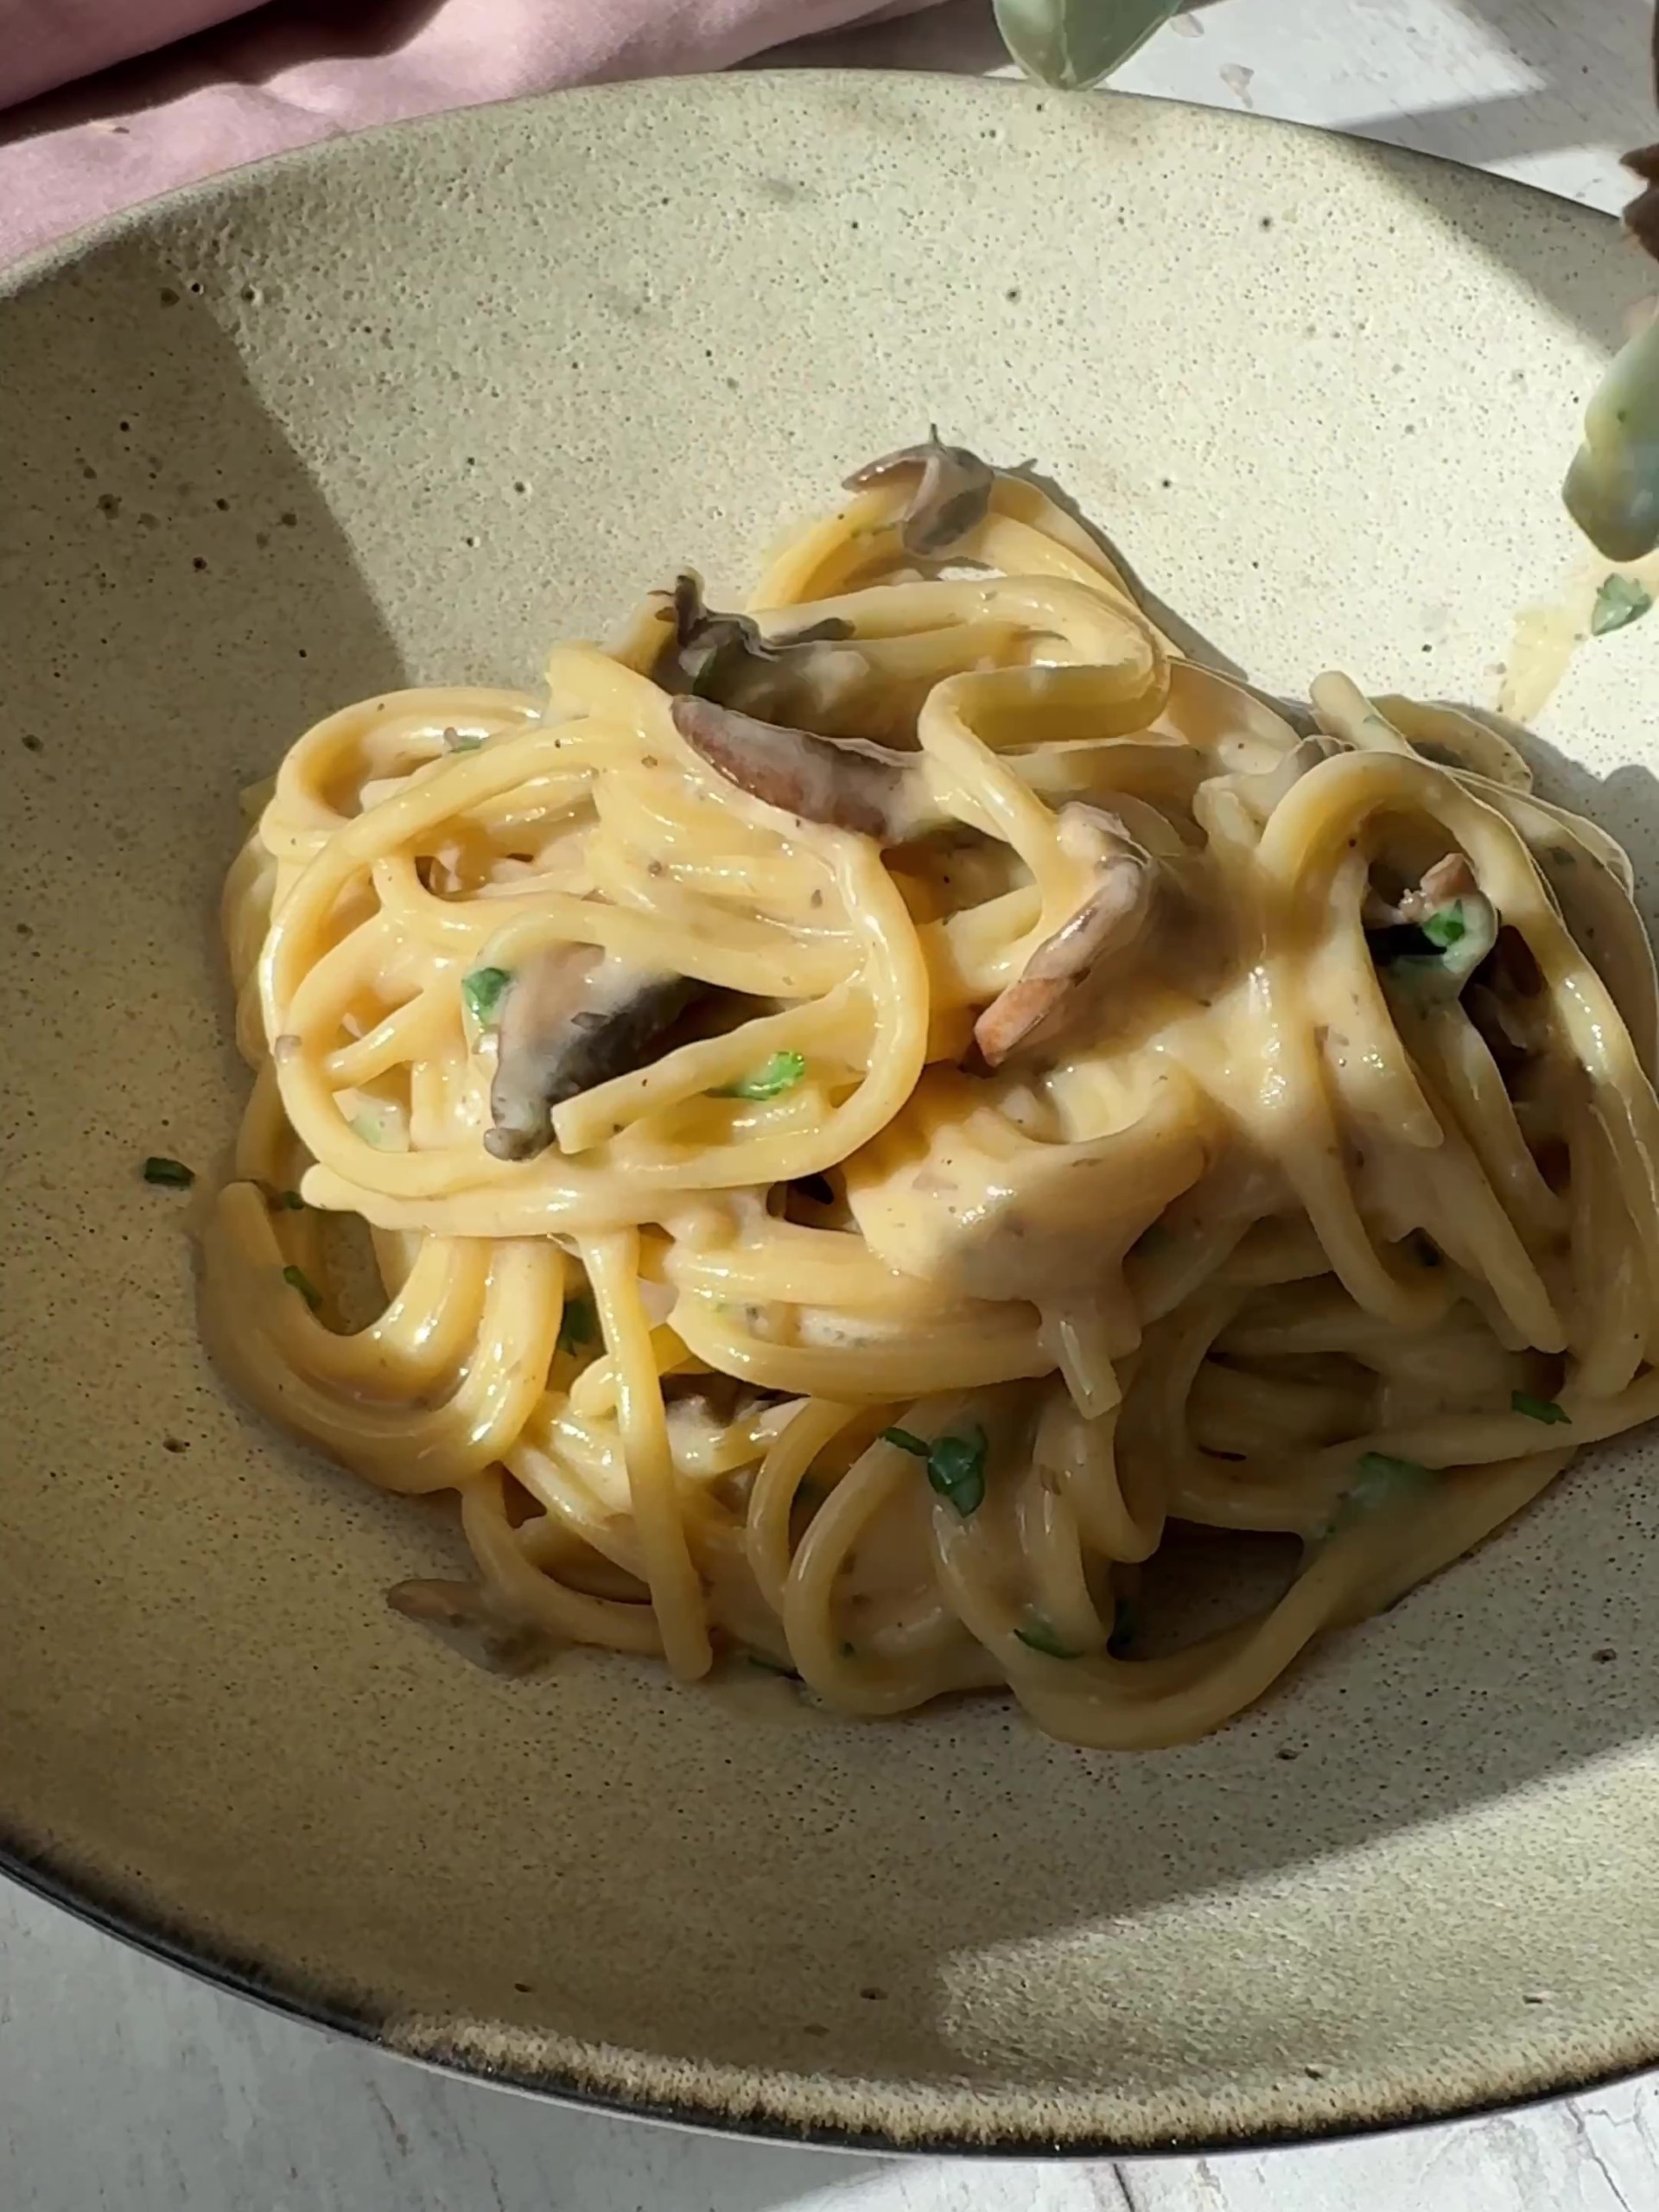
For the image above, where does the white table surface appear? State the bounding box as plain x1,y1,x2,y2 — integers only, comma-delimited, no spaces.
10,5,1659,2208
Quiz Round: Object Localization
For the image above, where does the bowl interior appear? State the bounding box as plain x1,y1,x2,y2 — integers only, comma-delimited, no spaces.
4,75,1659,2152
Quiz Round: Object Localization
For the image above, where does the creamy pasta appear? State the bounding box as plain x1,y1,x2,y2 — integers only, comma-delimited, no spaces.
202,442,1659,1750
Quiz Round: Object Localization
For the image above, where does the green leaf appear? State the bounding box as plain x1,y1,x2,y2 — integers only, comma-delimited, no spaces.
993,0,1181,91
1014,1615,1075,1658
271,1188,307,1211
557,1294,596,1355
143,1155,194,1188
1420,901,1466,950
1331,1451,1433,1533
1590,574,1654,637
882,1426,931,1458
1512,1390,1570,1425
713,1050,806,1101
886,1422,988,1514
282,1263,322,1313
925,1425,988,1517
461,964,513,1032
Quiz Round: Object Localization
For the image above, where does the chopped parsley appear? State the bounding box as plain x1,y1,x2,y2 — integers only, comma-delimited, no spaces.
1331,1451,1433,1533
143,1155,194,1188
557,1294,596,1355
1512,1390,1569,1425
1591,575,1654,638
713,1050,806,1102
461,964,513,1032
882,1421,988,1516
1368,899,1495,994
270,1187,307,1211
1420,901,1467,951
1014,1616,1075,1658
882,1426,930,1457
1357,1450,1431,1487
282,1263,322,1313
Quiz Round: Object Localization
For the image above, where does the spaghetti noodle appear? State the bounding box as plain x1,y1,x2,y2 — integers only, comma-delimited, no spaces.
202,443,1659,1749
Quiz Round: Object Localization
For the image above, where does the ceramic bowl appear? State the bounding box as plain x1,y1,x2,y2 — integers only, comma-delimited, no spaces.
4,74,1659,2152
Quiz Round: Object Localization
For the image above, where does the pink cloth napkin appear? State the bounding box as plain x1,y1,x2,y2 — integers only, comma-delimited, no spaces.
0,0,938,268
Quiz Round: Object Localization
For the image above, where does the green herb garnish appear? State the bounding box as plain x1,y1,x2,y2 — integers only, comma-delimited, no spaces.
1420,901,1466,951
1329,1451,1433,1534
882,1427,931,1458
271,1188,306,1211
1591,575,1654,638
1014,1616,1075,1658
282,1263,322,1313
713,1049,806,1102
461,964,513,1032
143,1155,194,1188
448,734,485,753
883,1422,988,1516
1356,1450,1432,1488
1512,1391,1569,1425
557,1294,596,1355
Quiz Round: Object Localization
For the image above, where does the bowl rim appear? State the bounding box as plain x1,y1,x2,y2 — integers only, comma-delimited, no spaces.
4,1816,1647,2157
0,68,1640,2154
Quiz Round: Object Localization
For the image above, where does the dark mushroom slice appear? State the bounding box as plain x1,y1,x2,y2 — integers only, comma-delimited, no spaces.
1625,15,1659,263
974,806,1158,1067
652,573,863,726
671,694,945,844
1630,143,1659,262
843,430,996,558
386,1578,553,1675
485,945,699,1160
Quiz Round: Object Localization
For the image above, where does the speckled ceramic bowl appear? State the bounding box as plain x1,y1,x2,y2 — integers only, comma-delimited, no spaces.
4,73,1659,2155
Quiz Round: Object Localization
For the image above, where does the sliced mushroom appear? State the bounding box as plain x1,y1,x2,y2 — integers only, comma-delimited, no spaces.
652,573,865,728
1399,853,1478,924
486,946,698,1160
843,430,995,557
671,694,944,843
386,1578,553,1675
1622,3,1659,258
1627,130,1659,265
974,807,1158,1067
